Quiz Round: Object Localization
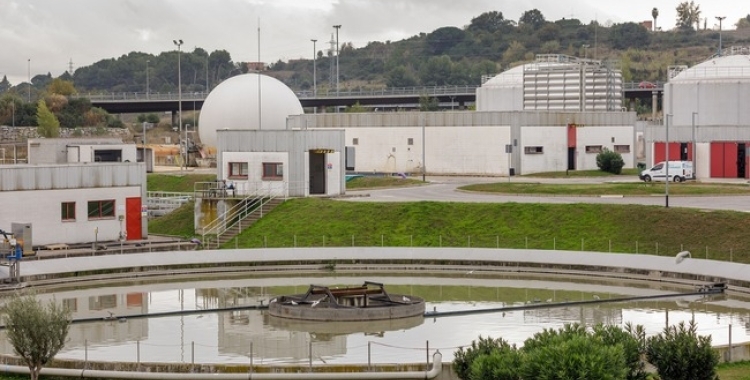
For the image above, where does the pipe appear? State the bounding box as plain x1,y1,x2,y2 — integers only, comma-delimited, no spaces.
3,351,442,380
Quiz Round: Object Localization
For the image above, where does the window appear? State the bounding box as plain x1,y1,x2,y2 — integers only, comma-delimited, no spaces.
228,162,248,179
407,138,414,145
62,298,78,313
87,200,115,219
585,145,603,154
524,146,544,154
614,145,631,153
352,138,359,145
61,202,76,221
262,162,283,180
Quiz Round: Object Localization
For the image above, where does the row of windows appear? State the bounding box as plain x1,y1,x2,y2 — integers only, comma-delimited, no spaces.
228,162,284,180
524,145,631,155
61,200,115,221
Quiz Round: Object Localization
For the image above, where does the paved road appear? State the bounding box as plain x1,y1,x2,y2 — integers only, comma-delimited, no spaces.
344,176,750,212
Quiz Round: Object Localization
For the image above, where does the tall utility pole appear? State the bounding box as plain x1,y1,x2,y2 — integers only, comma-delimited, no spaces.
716,16,726,56
311,39,317,97
173,39,184,170
333,25,341,97
27,59,31,102
146,60,150,99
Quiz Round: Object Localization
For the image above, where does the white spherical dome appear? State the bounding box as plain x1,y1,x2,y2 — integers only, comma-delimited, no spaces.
198,73,303,148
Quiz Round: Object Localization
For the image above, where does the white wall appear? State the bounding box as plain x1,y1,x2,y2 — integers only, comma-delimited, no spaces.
0,187,142,246
346,126,511,176
222,152,290,197
325,152,342,196
520,127,568,174
576,126,634,169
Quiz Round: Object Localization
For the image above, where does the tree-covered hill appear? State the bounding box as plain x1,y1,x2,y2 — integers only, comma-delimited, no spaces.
2,6,750,98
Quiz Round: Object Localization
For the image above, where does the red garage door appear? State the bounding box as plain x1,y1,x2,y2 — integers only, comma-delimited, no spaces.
710,142,740,178
653,142,684,164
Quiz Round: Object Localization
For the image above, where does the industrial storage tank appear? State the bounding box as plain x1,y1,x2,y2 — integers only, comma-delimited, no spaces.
664,47,750,127
658,47,750,179
198,73,304,150
477,54,623,112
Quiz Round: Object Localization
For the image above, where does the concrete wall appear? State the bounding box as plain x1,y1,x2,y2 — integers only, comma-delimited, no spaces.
290,111,636,176
0,163,147,246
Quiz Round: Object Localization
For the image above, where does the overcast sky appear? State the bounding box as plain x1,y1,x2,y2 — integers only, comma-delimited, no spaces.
1,0,746,85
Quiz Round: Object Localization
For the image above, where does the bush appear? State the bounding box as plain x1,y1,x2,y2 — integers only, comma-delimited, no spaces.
453,336,512,380
597,148,625,174
646,321,719,380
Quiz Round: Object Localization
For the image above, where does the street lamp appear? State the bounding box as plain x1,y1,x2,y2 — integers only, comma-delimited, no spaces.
333,25,341,97
692,112,698,179
311,39,317,98
716,16,726,56
173,39,184,170
146,60,150,100
665,114,672,208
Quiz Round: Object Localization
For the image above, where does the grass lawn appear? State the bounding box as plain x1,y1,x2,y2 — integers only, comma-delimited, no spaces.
147,173,215,193
346,176,425,189
523,168,641,177
460,182,750,196
716,361,750,380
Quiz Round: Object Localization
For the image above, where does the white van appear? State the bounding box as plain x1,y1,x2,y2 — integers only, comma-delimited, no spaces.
640,161,694,182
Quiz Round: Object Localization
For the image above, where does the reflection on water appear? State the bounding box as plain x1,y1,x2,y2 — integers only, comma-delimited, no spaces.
0,275,749,364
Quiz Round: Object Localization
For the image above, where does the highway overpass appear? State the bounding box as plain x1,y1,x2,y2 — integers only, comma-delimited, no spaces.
78,83,662,115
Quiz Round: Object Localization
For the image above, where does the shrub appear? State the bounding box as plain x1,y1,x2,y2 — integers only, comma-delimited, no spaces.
597,148,625,174
646,321,719,380
453,336,511,380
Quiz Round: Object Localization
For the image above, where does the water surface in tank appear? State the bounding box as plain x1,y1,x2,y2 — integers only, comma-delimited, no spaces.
1,274,747,365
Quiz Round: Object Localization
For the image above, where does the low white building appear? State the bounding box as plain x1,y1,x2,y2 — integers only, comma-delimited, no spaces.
0,138,147,249
289,111,635,176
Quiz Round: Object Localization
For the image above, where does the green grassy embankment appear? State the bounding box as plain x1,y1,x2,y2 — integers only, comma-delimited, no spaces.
147,173,215,193
147,174,750,262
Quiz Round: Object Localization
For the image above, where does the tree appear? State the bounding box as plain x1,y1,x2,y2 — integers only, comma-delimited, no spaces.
468,11,508,34
47,78,76,96
736,14,750,29
646,321,719,380
425,27,465,55
676,1,701,30
418,94,439,111
521,333,627,380
593,323,648,380
596,148,625,174
609,23,651,50
652,8,659,31
519,9,546,30
469,345,521,380
2,294,71,380
36,100,60,137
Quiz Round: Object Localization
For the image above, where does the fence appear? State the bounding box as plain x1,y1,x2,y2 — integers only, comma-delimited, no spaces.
222,234,747,263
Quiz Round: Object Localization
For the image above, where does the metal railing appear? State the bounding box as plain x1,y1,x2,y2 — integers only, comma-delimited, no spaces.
72,82,664,104
196,181,288,249
146,191,192,218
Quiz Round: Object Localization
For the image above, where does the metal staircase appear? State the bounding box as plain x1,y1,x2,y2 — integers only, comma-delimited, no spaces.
200,195,284,249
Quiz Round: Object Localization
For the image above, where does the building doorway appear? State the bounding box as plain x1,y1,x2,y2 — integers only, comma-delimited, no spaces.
309,151,326,195
738,143,746,179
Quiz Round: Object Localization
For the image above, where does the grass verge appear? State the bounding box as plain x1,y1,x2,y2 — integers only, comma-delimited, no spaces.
346,176,425,189
523,168,641,177
460,182,750,196
147,173,216,193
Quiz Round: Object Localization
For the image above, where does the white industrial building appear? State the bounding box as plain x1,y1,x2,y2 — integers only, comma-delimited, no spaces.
646,46,750,179
201,58,634,182
0,138,147,249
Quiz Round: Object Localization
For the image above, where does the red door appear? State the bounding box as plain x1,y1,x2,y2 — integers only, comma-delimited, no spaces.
710,142,725,178
724,142,738,178
126,197,142,241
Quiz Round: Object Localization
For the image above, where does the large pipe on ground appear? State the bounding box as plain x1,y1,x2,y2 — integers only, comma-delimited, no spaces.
2,351,442,380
